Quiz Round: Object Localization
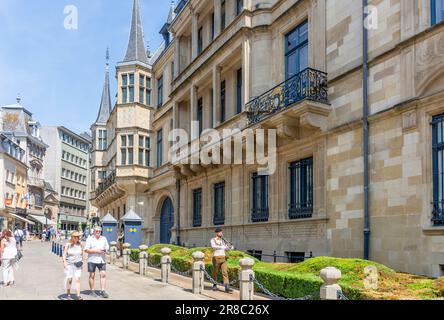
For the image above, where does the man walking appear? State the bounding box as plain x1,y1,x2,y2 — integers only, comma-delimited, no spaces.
14,226,24,250
210,228,234,293
84,226,110,298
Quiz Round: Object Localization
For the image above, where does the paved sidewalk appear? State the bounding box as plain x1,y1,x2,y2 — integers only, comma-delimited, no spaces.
0,241,207,300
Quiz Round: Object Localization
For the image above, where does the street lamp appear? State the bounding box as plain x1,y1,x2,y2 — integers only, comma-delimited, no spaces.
65,214,68,240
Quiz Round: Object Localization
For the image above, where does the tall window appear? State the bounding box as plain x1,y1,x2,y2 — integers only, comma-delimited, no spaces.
220,80,226,122
211,12,215,40
120,135,134,165
433,114,444,226
289,158,313,219
146,77,152,105
236,68,243,114
198,26,203,54
139,135,151,167
193,188,202,227
197,98,203,134
157,129,163,168
213,182,225,225
432,0,444,25
139,74,146,105
121,73,135,103
285,21,308,80
221,0,226,30
236,0,243,15
98,129,107,150
157,75,164,108
252,173,269,222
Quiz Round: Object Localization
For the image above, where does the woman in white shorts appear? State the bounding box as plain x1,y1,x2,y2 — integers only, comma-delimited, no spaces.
62,231,84,300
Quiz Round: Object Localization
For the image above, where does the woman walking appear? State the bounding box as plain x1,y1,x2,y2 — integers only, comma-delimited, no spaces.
0,229,18,287
62,231,84,300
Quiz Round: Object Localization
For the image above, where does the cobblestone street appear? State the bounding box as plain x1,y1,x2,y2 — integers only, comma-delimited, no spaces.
0,241,207,300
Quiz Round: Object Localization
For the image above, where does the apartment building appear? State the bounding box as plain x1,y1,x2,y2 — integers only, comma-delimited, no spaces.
41,126,91,231
91,0,444,277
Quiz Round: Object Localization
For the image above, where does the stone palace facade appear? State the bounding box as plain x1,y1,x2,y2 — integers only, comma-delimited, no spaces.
90,0,444,277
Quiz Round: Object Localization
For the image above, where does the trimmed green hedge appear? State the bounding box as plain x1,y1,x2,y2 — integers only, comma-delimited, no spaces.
128,245,444,300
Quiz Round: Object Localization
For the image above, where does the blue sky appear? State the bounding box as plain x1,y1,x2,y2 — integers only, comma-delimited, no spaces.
0,0,171,134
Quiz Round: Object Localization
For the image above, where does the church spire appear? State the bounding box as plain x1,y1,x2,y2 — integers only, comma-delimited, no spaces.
95,47,112,125
123,0,148,64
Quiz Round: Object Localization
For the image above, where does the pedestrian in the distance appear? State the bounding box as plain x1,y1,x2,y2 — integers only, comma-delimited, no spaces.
62,231,84,300
84,226,110,298
41,228,47,242
14,226,24,250
0,229,18,287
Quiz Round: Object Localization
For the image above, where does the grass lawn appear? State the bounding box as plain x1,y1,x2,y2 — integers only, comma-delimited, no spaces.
131,244,444,300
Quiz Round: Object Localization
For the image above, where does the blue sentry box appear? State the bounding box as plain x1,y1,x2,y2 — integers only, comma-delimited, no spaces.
121,209,143,248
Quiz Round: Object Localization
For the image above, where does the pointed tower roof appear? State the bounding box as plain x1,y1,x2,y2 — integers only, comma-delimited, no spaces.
123,0,149,64
102,213,118,224
95,48,112,125
167,1,176,24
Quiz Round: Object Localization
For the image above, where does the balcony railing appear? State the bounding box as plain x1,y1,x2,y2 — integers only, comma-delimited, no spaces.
246,68,328,125
28,176,45,188
251,208,269,223
95,170,116,197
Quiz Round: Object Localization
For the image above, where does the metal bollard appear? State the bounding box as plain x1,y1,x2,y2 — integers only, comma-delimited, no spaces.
160,248,172,283
139,245,148,276
122,243,131,269
55,243,59,256
320,267,342,300
51,242,55,253
192,251,205,294
239,258,255,300
59,244,63,257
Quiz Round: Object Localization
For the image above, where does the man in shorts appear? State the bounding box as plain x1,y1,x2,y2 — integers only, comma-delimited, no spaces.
84,226,110,298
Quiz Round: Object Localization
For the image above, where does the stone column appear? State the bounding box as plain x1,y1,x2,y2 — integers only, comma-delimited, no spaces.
109,241,118,264
122,243,131,269
241,34,251,111
213,0,221,38
139,245,148,276
212,66,221,127
161,247,172,283
191,12,199,60
239,258,255,300
192,251,205,294
320,267,342,300
174,35,180,76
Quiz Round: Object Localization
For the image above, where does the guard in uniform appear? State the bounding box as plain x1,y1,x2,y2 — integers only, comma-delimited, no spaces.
210,228,234,293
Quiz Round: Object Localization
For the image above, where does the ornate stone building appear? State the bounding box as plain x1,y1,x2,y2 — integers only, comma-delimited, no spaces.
91,0,444,277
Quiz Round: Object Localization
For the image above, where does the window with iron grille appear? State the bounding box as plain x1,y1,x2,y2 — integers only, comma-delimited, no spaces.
285,252,305,263
193,188,202,227
247,250,262,261
289,158,313,219
252,173,269,222
213,182,225,225
433,114,444,226
432,0,444,25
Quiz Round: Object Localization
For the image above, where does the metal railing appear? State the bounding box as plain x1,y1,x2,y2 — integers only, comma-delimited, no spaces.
95,170,116,196
246,68,328,125
432,202,444,226
248,249,314,263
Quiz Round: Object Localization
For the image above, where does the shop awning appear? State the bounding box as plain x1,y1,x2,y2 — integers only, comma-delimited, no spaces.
29,215,57,226
9,213,35,225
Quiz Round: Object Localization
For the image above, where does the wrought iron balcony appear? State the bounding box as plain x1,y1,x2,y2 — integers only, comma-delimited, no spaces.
213,215,225,226
95,170,116,197
246,68,328,126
